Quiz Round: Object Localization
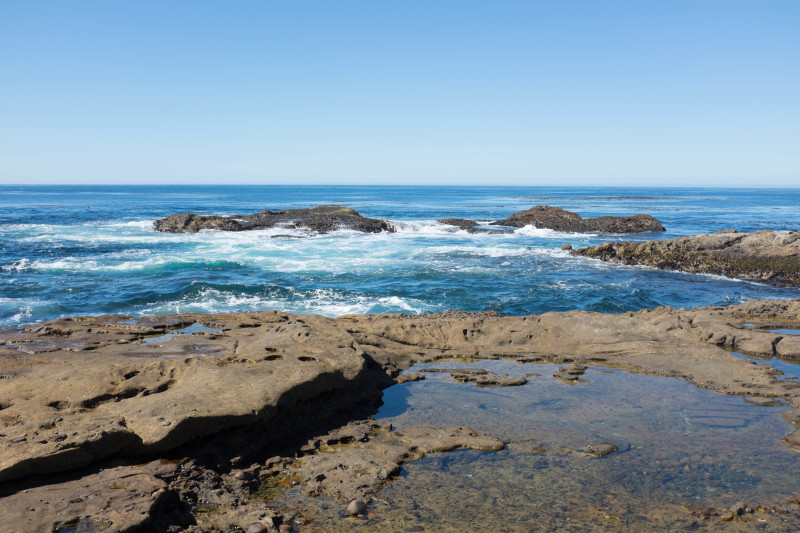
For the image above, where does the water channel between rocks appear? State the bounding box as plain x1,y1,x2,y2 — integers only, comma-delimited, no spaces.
284,359,800,532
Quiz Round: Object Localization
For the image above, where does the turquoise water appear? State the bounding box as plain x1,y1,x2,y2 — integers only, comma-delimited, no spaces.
1,186,799,329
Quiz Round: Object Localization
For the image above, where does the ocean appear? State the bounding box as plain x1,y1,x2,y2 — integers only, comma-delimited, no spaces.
1,185,799,330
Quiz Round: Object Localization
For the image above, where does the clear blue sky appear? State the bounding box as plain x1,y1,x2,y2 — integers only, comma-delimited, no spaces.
1,1,798,186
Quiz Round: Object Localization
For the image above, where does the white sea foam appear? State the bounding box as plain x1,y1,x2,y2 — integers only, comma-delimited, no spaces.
390,220,469,236
138,287,432,318
514,224,599,238
411,245,548,259
103,220,156,230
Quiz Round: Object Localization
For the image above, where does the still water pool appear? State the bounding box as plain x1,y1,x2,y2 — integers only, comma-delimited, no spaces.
288,360,800,531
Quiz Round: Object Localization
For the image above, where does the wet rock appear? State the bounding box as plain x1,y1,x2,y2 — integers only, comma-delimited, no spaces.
279,421,503,503
152,213,244,232
553,371,583,384
572,230,800,286
346,499,367,516
744,396,783,406
728,501,746,515
437,218,478,229
561,244,572,250
491,205,665,233
155,205,395,234
420,367,527,387
396,373,426,384
580,442,618,458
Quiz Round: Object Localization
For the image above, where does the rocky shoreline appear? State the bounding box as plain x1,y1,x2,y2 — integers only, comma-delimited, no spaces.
2,300,800,530
571,229,800,287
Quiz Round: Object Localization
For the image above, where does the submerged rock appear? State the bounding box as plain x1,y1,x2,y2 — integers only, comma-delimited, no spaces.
491,205,665,233
420,367,527,386
346,499,366,516
572,229,800,286
437,218,479,229
154,205,395,234
580,442,619,457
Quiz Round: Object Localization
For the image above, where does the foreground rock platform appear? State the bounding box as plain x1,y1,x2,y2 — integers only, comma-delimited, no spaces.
2,299,800,531
572,229,800,286
154,205,394,234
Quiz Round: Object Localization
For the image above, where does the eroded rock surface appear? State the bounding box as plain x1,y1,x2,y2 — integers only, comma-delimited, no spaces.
490,205,665,233
0,312,376,483
3,299,800,531
0,465,169,533
572,229,800,286
154,205,394,234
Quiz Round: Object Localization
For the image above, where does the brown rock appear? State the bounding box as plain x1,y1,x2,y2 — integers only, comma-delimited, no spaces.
0,465,167,533
346,499,367,516
0,312,371,483
580,442,618,458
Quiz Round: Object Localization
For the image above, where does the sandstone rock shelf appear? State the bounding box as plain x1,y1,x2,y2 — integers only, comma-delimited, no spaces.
2,299,800,531
572,229,800,286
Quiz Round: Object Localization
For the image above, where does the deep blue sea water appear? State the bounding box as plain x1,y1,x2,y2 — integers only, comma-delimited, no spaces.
1,186,799,330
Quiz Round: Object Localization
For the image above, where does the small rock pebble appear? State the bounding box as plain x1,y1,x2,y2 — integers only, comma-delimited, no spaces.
346,499,366,516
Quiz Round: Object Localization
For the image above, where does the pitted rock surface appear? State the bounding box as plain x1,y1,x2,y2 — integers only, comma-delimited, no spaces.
0,312,368,482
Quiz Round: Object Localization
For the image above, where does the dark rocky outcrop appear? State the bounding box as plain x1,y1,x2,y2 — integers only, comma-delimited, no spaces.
572,229,800,286
437,218,479,229
154,205,394,234
491,205,665,233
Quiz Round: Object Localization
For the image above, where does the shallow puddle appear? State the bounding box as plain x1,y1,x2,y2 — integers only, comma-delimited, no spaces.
730,351,800,380
287,360,800,531
140,322,221,345
771,329,800,336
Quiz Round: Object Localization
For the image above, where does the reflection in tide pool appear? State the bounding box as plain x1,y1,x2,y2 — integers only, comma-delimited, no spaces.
292,360,800,531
